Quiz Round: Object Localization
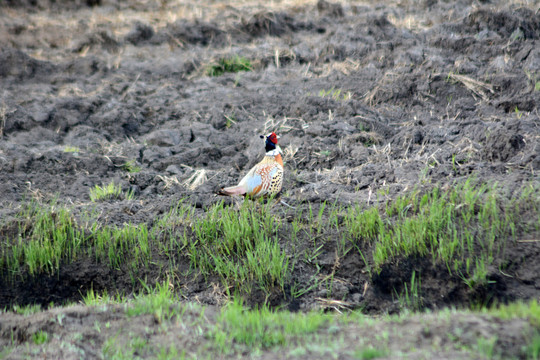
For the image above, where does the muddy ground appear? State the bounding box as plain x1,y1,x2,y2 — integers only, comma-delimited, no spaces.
0,0,540,357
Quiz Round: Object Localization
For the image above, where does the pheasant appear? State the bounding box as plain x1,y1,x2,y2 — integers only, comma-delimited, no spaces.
219,132,283,198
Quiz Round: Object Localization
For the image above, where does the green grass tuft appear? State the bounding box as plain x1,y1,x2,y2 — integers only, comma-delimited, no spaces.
354,346,388,359
32,331,48,345
318,87,352,101
126,280,183,322
63,146,80,153
93,223,150,269
90,181,134,202
122,160,141,173
213,298,330,351
13,304,41,316
1,200,153,280
2,201,84,277
82,287,125,306
207,56,252,77
189,200,289,295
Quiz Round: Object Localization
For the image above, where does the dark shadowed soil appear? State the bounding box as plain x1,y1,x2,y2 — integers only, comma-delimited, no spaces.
1,0,540,357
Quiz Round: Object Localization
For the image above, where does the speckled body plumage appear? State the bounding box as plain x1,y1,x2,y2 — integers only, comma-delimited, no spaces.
219,133,284,198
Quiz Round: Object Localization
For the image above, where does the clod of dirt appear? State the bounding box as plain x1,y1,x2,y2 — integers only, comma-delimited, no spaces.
239,11,304,38
74,30,120,53
483,127,526,162
465,8,540,40
0,48,55,79
166,20,225,46
125,21,155,45
316,0,344,18
0,0,101,9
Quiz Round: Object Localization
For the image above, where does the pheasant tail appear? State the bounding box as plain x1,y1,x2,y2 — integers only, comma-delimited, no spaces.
218,185,247,196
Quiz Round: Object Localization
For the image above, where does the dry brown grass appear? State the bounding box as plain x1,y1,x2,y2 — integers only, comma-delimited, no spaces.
445,72,494,101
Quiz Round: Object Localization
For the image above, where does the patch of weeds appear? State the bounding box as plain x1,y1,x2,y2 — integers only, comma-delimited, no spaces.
157,345,184,360
151,201,193,261
63,146,80,153
190,200,289,296
2,201,84,277
0,346,14,359
82,287,125,306
317,149,331,157
213,298,330,352
13,304,41,315
32,331,49,345
90,181,134,202
129,336,149,353
93,222,150,269
224,114,237,128
207,56,252,77
122,160,141,173
395,271,423,311
524,70,540,92
526,332,540,360
510,28,524,42
126,280,184,322
103,336,134,360
515,106,523,119
318,87,352,101
473,336,498,358
344,180,540,288
487,299,540,327
344,206,381,242
358,123,370,132
1,200,157,281
354,346,388,359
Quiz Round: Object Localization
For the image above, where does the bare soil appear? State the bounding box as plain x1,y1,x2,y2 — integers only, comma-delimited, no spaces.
1,0,539,358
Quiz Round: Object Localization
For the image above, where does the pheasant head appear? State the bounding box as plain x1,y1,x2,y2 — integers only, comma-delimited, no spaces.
261,132,282,155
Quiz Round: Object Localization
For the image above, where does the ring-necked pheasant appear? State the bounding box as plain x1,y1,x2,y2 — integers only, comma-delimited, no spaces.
219,132,283,198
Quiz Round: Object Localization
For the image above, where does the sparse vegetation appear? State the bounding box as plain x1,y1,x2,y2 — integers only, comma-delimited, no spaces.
6,287,539,359
125,280,182,322
343,180,537,288
224,114,237,128
13,304,41,316
90,182,134,202
122,160,141,173
213,298,330,351
354,346,388,360
190,200,289,296
0,201,84,277
2,180,538,307
318,87,352,101
63,146,80,153
207,56,252,76
32,331,48,345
